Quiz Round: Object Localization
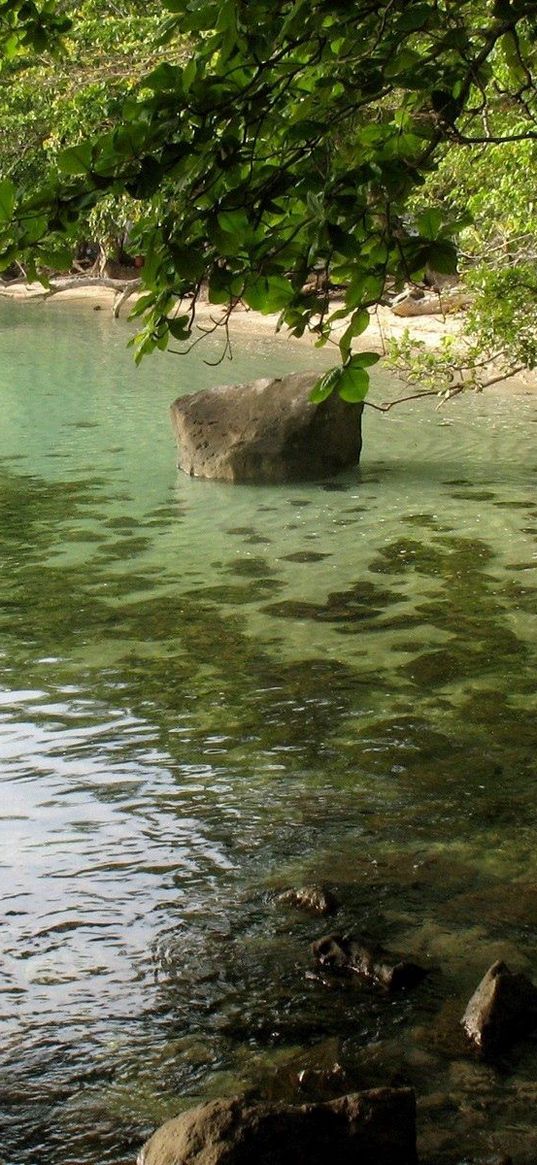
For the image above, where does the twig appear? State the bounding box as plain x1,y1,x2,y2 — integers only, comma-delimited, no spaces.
365,385,465,413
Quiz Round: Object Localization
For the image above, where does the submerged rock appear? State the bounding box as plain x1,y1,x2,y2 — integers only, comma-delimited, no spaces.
170,372,363,483
461,960,537,1054
137,1088,417,1165
295,1061,349,1098
277,886,338,916
311,933,427,991
455,1157,513,1165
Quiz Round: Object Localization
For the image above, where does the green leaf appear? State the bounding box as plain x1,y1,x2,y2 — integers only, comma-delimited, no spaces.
427,241,458,275
169,244,206,280
243,274,294,313
500,31,528,85
208,270,232,305
384,49,423,79
182,57,197,92
350,351,380,368
217,208,250,235
309,366,342,403
129,292,157,318
167,314,191,340
416,208,444,240
397,4,435,32
431,89,460,124
339,307,370,359
37,243,73,270
338,362,370,402
0,178,15,222
345,274,384,310
20,213,51,244
145,62,182,91
57,141,93,176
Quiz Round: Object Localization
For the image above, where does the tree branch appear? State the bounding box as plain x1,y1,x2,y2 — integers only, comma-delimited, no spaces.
0,274,141,316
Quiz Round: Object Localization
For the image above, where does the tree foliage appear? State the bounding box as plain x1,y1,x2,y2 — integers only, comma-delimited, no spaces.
0,0,70,60
0,0,176,269
1,0,537,399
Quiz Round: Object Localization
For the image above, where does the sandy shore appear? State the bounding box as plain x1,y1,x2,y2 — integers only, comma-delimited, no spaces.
0,279,460,345
1,279,535,394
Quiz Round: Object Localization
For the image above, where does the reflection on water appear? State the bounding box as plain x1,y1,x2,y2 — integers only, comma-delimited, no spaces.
1,301,537,1163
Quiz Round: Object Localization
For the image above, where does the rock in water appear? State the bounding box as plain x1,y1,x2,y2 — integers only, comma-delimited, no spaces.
170,372,363,483
311,933,427,991
137,1088,417,1165
277,886,338,916
461,960,537,1054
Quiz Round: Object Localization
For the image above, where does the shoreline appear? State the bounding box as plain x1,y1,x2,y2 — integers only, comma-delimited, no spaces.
2,280,536,395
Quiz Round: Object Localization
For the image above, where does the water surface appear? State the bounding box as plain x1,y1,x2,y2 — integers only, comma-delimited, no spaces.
1,301,537,1165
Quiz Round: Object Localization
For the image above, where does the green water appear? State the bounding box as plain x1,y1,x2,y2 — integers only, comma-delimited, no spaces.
2,300,537,1165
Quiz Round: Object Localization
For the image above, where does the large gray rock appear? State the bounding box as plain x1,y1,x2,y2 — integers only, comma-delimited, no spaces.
462,960,537,1054
170,371,363,483
137,1088,417,1165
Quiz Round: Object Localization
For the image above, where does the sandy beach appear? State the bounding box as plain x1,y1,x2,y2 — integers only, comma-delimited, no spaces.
1,278,535,395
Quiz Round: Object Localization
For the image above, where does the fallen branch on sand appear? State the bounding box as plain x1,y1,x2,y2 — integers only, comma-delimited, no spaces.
0,274,142,316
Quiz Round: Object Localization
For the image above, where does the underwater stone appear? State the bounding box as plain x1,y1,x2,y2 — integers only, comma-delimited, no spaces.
311,933,427,991
137,1089,417,1165
462,960,537,1054
277,886,338,916
170,372,363,483
454,1156,512,1165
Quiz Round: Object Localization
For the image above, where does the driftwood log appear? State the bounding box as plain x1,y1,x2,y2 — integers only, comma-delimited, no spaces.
0,275,142,317
391,286,471,316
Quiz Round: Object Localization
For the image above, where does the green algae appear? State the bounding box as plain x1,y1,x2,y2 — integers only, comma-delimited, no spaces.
280,551,331,563
368,537,447,576
186,579,283,604
225,555,278,578
400,512,448,529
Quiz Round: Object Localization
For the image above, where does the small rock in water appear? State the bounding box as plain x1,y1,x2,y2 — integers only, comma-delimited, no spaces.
277,886,338,916
455,1156,513,1165
461,959,537,1054
295,1062,349,1098
311,933,427,991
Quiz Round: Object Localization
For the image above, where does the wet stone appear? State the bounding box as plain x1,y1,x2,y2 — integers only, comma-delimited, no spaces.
311,934,427,992
277,886,338,917
462,960,537,1055
138,1089,418,1165
170,372,363,483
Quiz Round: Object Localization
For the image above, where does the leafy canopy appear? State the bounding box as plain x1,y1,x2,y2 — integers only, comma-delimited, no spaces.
0,0,70,59
1,0,537,398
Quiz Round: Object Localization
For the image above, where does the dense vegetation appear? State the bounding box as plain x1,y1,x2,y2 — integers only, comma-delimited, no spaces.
0,0,536,400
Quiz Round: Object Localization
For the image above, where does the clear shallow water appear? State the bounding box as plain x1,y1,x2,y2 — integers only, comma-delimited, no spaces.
1,301,537,1164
